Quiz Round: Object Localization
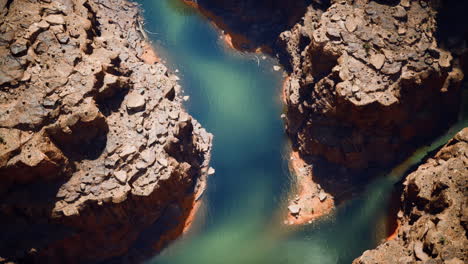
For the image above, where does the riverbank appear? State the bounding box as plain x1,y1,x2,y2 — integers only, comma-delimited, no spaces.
284,151,334,225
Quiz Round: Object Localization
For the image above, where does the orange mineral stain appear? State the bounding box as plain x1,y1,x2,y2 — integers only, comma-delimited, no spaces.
284,151,335,226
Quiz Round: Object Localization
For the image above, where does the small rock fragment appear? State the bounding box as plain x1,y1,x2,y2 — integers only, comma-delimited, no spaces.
208,167,215,175
10,41,28,55
326,27,341,39
413,241,429,261
319,191,327,202
345,17,358,32
44,14,65,25
37,20,50,29
158,157,168,167
393,6,407,19
397,27,407,35
438,52,452,68
102,181,118,191
136,161,147,170
400,0,410,8
370,54,385,70
288,204,301,215
64,192,80,203
114,170,128,184
126,93,146,112
381,61,402,75
141,149,156,165
119,145,137,159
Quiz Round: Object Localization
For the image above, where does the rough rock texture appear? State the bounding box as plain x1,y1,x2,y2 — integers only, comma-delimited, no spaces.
354,128,468,264
0,0,212,263
281,0,464,170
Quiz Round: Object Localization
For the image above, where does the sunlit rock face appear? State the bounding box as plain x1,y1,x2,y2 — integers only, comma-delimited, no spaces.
0,0,211,263
281,0,465,170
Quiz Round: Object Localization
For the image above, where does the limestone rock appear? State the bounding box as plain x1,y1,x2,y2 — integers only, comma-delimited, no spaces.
126,92,146,112
44,14,65,25
114,170,127,184
369,54,385,70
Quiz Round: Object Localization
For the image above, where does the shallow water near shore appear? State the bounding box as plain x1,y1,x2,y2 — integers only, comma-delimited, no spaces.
137,1,468,263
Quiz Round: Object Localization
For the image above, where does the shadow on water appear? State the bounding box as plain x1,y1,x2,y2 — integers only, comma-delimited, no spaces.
136,0,468,263
181,0,315,51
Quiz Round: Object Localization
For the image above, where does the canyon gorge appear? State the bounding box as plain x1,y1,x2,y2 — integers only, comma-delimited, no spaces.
0,0,466,263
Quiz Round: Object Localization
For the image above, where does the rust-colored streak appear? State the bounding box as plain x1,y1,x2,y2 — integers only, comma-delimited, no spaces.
284,151,335,226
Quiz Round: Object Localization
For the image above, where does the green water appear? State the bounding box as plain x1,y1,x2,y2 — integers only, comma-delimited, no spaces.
137,1,468,263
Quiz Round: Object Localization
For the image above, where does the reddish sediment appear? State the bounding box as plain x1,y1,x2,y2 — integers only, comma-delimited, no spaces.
140,42,161,64
284,151,335,226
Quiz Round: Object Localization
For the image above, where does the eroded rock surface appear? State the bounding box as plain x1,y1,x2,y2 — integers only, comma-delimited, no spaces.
0,0,212,263
281,0,464,170
354,128,468,264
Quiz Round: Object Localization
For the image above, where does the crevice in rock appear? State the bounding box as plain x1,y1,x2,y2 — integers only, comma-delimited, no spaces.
95,81,131,116
372,0,400,7
3,0,13,17
83,1,102,55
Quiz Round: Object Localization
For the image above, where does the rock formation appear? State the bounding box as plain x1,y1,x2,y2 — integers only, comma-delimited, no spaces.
281,0,464,170
0,0,212,263
354,128,468,264
280,0,466,222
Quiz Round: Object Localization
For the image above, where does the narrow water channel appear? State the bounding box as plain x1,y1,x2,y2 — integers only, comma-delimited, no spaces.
138,1,468,263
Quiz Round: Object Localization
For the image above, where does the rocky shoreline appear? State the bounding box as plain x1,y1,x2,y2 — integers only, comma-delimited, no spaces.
354,128,468,264
0,0,212,263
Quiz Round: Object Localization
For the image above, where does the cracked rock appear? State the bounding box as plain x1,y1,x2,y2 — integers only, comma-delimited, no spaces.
126,92,146,112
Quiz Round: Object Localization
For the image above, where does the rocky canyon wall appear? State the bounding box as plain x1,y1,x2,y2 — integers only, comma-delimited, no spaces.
0,0,212,263
354,128,467,264
280,0,467,225
277,0,467,261
281,0,464,170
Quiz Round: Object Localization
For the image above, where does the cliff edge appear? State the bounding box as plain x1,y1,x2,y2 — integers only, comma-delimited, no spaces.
354,128,467,264
0,0,212,263
280,0,466,223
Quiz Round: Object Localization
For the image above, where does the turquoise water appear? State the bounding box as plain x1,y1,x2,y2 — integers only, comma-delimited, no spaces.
137,1,468,263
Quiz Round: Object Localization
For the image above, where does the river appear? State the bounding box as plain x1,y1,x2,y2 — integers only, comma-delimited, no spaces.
137,1,468,263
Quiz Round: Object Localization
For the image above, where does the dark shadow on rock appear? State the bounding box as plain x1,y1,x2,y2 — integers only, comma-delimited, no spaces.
434,0,468,51
47,117,109,161
298,153,376,206
0,180,76,263
188,0,319,52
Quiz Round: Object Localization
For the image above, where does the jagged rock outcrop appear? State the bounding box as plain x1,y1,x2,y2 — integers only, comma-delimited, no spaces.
281,0,464,170
0,0,212,263
354,127,468,264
